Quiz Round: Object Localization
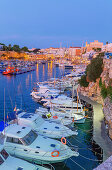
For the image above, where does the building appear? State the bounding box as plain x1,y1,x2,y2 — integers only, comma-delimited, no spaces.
68,47,81,56
40,47,66,57
85,40,103,52
102,43,112,52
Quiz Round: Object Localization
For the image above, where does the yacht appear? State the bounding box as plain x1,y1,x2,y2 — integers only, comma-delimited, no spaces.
17,112,78,138
0,142,48,170
3,124,79,164
35,107,73,126
30,85,60,101
42,94,86,124
36,107,85,124
43,95,84,112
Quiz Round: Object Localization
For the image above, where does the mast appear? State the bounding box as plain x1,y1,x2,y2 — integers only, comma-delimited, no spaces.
4,88,5,135
77,88,78,112
72,82,74,117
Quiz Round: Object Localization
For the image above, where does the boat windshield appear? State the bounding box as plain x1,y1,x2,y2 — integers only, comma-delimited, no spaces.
0,155,4,165
0,149,9,160
34,117,44,127
22,130,37,145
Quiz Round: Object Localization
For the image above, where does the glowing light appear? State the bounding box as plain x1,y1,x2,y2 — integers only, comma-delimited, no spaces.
36,63,39,80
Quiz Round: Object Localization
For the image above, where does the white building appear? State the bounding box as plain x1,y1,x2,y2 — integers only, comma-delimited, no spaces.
68,47,81,56
102,43,112,52
40,47,66,57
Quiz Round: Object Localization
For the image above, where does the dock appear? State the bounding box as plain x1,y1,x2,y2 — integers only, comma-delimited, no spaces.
79,93,112,162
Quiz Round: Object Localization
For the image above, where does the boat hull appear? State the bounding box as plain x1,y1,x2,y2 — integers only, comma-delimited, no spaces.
74,117,86,124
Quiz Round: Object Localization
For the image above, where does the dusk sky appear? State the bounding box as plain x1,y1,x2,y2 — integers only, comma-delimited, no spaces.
0,0,112,49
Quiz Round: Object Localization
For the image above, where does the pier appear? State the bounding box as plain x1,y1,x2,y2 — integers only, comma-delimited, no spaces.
79,93,112,162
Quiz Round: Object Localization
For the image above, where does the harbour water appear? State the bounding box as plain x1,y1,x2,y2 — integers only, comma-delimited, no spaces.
0,62,102,170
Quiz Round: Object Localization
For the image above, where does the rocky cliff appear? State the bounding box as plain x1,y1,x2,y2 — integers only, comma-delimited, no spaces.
78,58,112,139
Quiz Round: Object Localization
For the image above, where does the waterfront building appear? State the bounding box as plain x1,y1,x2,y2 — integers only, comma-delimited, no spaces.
102,43,112,52
40,47,67,58
68,47,81,57
84,40,103,52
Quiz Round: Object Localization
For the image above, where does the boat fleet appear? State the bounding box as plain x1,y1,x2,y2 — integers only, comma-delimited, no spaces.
0,67,89,169
0,60,36,75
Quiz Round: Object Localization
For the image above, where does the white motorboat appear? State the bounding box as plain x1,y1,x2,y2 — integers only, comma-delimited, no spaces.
43,95,84,113
30,85,60,101
35,107,73,126
36,107,86,124
17,112,78,138
0,142,48,170
3,124,79,164
42,93,86,124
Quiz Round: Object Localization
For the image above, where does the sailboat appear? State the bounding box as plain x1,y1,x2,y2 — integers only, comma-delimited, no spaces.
43,85,86,124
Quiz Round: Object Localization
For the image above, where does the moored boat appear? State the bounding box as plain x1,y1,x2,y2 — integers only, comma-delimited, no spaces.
3,124,79,164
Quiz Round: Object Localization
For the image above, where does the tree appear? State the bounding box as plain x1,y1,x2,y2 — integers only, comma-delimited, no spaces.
97,52,105,57
3,45,8,51
21,46,29,52
0,43,5,45
8,44,12,51
78,75,89,87
86,56,103,82
12,45,20,52
93,48,101,52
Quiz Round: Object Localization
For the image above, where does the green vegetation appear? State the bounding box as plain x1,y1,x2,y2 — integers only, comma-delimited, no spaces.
93,48,101,52
0,43,29,53
97,52,105,57
99,81,112,101
78,75,89,87
12,45,21,52
101,83,108,99
0,43,5,45
79,56,103,87
107,86,112,101
99,78,102,88
86,56,103,82
21,46,29,52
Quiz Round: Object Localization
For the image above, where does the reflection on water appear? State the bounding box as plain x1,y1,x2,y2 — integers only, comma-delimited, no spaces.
36,63,39,81
0,63,101,170
26,74,30,87
17,83,21,95
42,65,45,81
48,62,53,79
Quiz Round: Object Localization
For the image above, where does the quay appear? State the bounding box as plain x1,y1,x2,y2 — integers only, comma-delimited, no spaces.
79,93,112,162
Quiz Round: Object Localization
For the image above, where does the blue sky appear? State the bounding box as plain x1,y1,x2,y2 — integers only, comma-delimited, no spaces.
0,0,112,48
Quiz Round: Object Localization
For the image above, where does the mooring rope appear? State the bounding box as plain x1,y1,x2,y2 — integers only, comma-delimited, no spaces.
69,157,86,170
